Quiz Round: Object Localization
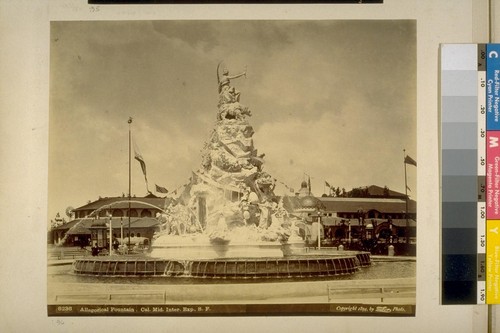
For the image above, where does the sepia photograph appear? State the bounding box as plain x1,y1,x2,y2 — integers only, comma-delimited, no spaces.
46,19,416,316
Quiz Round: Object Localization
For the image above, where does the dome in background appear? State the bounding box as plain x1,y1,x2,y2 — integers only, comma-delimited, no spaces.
300,195,319,209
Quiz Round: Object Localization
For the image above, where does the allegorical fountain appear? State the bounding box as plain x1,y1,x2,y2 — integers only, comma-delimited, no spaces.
73,64,370,278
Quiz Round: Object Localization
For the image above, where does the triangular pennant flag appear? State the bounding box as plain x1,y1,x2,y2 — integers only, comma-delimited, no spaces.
404,155,417,167
155,184,168,194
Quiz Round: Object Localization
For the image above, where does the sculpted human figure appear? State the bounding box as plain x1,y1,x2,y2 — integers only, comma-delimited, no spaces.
216,63,252,121
229,87,240,102
218,67,246,94
219,86,237,105
217,90,251,120
258,199,271,229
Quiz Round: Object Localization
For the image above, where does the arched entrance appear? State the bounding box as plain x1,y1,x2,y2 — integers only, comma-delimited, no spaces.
374,222,392,239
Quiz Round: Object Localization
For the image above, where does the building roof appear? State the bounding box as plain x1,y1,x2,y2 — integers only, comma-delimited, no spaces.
322,185,410,199
357,185,407,198
318,197,416,214
130,217,161,228
52,217,160,234
281,196,325,212
73,196,171,213
280,195,415,215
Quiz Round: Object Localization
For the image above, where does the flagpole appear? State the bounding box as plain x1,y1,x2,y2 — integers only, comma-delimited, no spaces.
128,117,132,248
404,149,410,246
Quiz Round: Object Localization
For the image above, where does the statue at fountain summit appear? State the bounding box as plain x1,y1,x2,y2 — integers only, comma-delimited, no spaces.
153,63,301,254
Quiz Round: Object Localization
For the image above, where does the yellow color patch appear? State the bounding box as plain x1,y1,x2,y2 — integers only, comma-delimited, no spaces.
487,220,500,303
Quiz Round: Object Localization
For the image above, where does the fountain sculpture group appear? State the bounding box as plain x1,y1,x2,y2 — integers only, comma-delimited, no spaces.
73,64,370,278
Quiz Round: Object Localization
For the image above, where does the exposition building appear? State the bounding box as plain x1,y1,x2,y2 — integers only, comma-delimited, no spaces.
49,193,172,248
50,183,416,255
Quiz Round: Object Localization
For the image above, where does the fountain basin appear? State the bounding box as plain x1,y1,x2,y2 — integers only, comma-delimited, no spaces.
72,253,370,278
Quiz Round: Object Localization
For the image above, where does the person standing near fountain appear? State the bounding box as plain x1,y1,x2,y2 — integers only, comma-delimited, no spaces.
113,238,119,252
91,243,99,256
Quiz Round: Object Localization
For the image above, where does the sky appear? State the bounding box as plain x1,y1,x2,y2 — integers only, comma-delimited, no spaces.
48,20,416,221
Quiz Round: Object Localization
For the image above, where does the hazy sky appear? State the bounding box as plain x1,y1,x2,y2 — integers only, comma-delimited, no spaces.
48,20,416,220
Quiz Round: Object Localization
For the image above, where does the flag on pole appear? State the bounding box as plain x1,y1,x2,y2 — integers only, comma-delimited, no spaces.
404,155,417,167
134,150,147,180
133,141,147,183
308,176,312,195
155,184,168,194
325,181,331,188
